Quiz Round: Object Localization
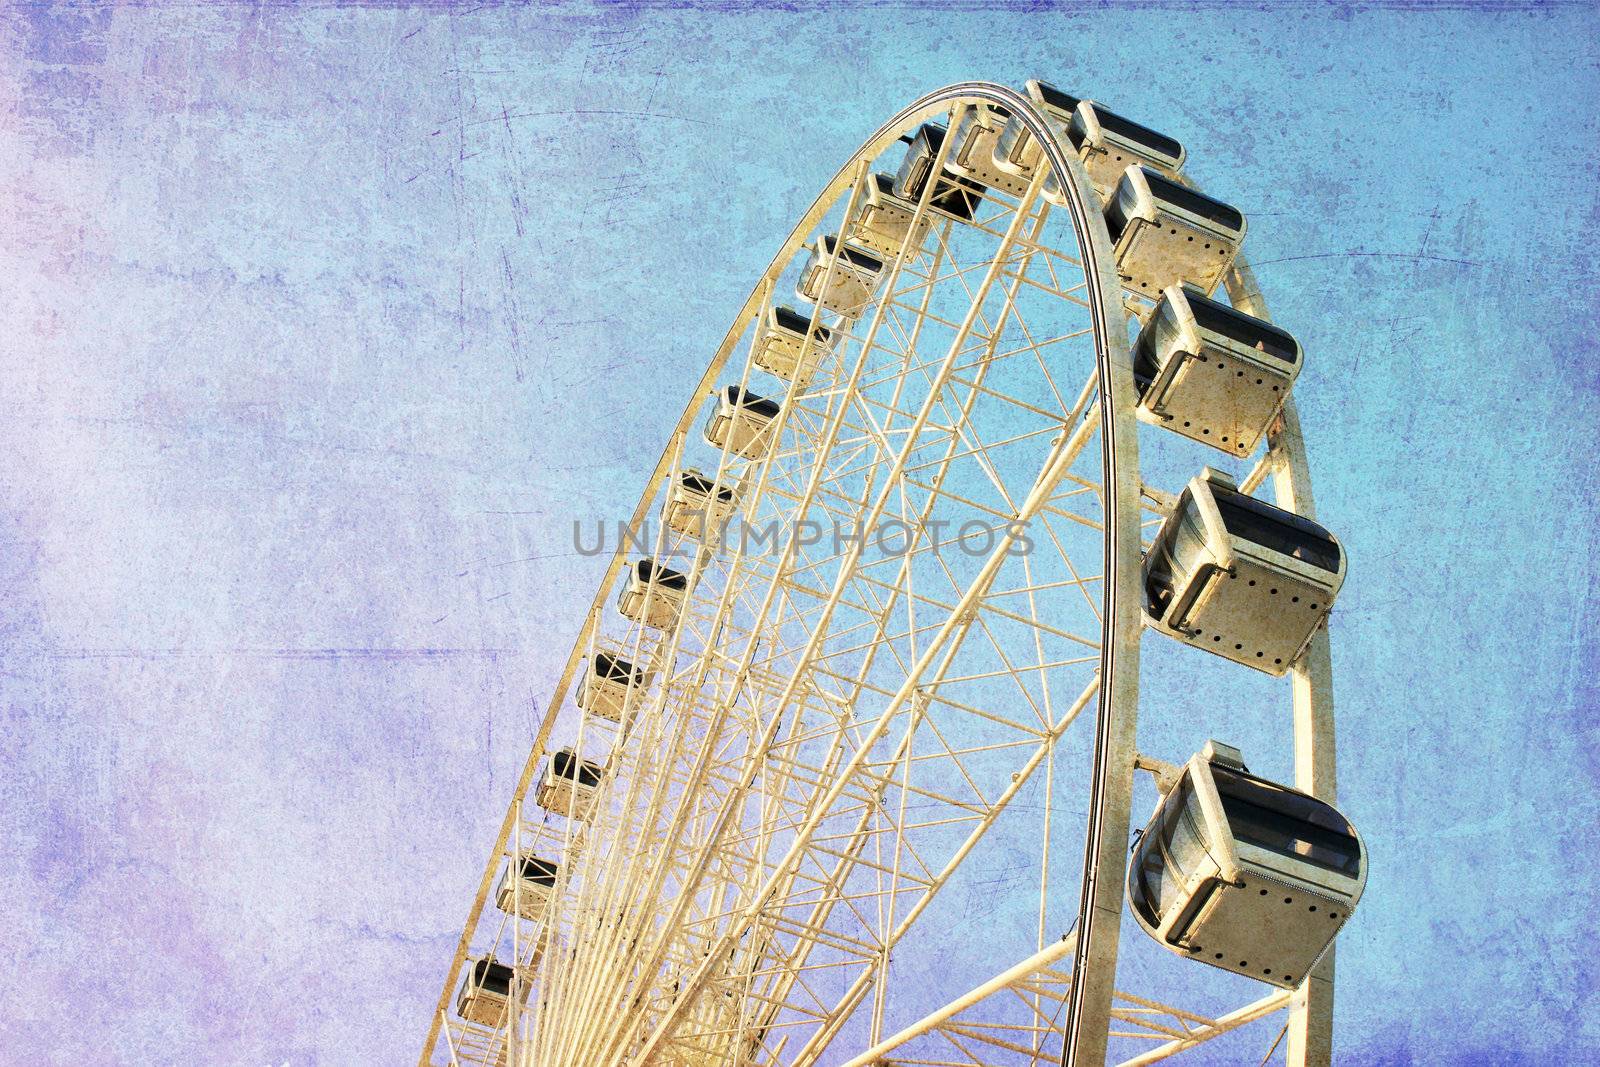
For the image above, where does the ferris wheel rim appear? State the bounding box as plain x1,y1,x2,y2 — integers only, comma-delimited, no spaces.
419,78,1143,1065
613,80,1142,1067
420,79,1342,1067
418,77,1141,1066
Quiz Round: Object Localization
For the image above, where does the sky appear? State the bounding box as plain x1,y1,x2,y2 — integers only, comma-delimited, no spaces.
1,2,1597,1065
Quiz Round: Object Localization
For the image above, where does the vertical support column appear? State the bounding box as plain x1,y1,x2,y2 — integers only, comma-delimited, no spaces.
1269,400,1336,1067
1230,257,1337,1067
1229,260,1337,1066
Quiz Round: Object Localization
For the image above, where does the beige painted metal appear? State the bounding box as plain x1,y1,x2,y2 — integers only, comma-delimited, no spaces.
1225,257,1339,1067
838,935,1079,1067
1056,98,1144,1067
831,933,1291,1067
419,79,1344,1067
1117,989,1294,1066
623,98,1122,1065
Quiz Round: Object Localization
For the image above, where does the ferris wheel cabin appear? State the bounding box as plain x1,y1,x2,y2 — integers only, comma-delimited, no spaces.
704,385,782,460
753,305,835,386
665,469,739,542
948,104,1031,198
1135,285,1302,455
992,80,1079,204
848,174,932,260
617,557,689,630
576,651,652,724
894,123,987,222
797,235,885,319
535,749,606,819
495,853,561,921
1129,741,1366,990
456,956,524,1027
1143,468,1345,675
1067,99,1185,198
1107,165,1244,297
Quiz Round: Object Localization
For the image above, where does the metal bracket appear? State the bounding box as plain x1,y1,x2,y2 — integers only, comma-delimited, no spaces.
1133,752,1181,794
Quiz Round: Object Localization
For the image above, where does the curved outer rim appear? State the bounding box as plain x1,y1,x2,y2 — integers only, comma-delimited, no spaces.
419,81,1333,1067
416,78,1136,1067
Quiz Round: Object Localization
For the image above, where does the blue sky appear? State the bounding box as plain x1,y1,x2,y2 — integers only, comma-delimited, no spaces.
0,3,1596,1063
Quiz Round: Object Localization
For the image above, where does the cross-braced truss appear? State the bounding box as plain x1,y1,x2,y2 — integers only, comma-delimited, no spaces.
420,82,1343,1067
834,936,1294,1067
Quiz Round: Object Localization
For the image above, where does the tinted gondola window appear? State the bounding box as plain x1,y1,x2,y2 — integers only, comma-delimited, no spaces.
1141,169,1244,233
820,236,884,273
679,473,736,503
1143,538,1177,616
473,960,512,996
1213,768,1361,876
1210,487,1340,572
1104,184,1135,244
1186,290,1299,364
680,473,714,495
1131,843,1163,926
1034,83,1081,115
1164,783,1210,874
1145,493,1209,615
896,136,934,203
723,385,782,421
1173,502,1208,560
552,751,603,789
774,305,831,342
1136,776,1207,923
1131,327,1160,394
594,653,642,685
519,856,559,885
1091,106,1183,162
638,559,689,592
1133,294,1196,394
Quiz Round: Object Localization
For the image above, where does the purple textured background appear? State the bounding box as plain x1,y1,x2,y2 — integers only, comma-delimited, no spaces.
1,3,1597,1064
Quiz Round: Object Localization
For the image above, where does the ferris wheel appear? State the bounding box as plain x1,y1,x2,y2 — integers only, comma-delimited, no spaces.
419,80,1365,1067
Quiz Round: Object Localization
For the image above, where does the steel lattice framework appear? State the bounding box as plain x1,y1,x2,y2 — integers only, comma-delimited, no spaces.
419,81,1345,1067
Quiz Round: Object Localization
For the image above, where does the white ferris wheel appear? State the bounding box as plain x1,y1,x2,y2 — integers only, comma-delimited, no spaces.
420,79,1365,1067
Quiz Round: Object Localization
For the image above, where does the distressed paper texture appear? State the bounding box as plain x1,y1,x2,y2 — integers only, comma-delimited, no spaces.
1,3,1596,1064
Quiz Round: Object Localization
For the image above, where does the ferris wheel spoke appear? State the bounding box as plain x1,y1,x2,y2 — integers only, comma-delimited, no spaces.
824,938,1288,1067
1011,265,1093,311
780,689,1100,1063
745,662,1107,1055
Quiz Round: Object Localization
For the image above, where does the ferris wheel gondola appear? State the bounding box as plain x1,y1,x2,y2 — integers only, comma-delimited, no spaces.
616,558,689,629
533,750,606,820
1143,467,1346,675
1134,284,1302,455
456,957,524,1028
1129,741,1366,990
1107,165,1246,296
575,652,652,724
1065,99,1186,198
848,174,932,258
752,306,835,386
893,122,986,220
794,235,886,319
664,471,739,542
703,385,782,460
495,854,561,921
949,103,1032,198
